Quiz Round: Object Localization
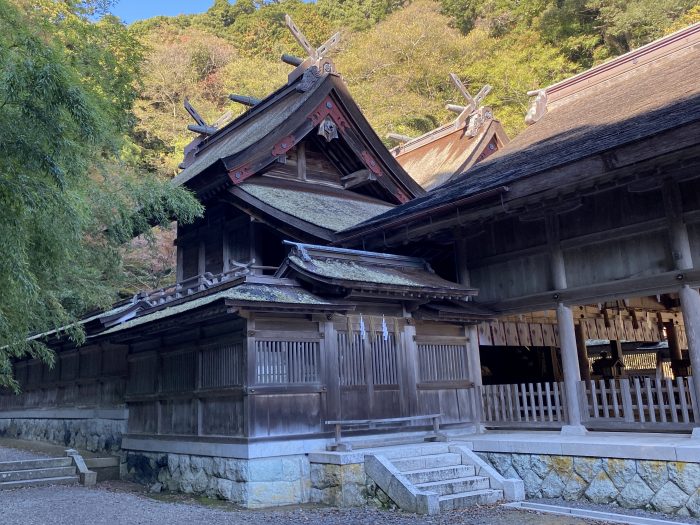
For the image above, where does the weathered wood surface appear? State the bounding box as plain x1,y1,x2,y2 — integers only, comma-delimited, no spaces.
581,377,698,430
479,382,566,428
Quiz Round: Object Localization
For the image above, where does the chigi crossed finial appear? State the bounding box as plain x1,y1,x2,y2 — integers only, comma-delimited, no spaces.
283,14,341,84
446,73,492,128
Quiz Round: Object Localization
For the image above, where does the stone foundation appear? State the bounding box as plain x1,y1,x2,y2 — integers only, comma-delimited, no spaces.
480,452,700,518
122,451,311,508
309,460,393,508
0,418,125,453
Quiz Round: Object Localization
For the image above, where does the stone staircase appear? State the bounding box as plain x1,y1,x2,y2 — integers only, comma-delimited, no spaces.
0,457,79,490
364,442,524,514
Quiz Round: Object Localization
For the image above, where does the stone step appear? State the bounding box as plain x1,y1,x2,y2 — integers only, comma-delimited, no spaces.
416,475,490,496
0,466,77,483
393,453,462,472
439,489,503,511
362,443,452,460
0,457,72,473
0,475,79,491
403,464,476,484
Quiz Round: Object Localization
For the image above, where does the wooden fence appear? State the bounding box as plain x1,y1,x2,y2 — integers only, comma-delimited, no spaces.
479,377,699,432
581,377,698,430
479,382,567,427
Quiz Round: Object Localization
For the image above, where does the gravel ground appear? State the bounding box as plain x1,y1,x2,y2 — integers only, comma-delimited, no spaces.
532,498,698,524
0,444,49,462
0,482,610,525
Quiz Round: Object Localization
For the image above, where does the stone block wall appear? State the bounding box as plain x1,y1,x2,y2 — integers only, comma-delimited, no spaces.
309,461,392,508
122,451,311,508
480,452,700,518
0,418,125,453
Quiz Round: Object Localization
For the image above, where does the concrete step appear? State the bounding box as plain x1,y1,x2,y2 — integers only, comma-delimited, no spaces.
403,464,476,484
0,457,72,472
393,453,462,472
0,475,79,490
416,475,490,496
0,466,76,483
439,489,503,511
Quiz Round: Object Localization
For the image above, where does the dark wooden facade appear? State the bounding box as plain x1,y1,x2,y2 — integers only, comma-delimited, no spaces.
0,43,488,451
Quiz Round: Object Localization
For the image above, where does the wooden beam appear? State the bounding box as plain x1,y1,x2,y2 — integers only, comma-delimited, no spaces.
341,169,375,189
486,268,700,315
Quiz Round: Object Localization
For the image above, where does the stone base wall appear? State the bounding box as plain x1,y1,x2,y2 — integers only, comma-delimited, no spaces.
309,462,392,508
480,452,700,518
0,418,125,453
122,451,311,508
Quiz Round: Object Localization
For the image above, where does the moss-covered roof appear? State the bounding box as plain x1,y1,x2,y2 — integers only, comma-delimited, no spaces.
98,283,333,335
172,85,315,189
285,246,474,295
240,182,393,232
289,255,421,286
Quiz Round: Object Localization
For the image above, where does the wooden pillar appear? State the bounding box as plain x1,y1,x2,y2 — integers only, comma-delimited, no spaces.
679,285,700,437
556,303,586,434
244,315,256,438
402,318,419,416
665,321,685,378
546,214,567,290
249,218,262,275
610,340,623,362
663,181,700,435
574,324,591,381
466,324,484,432
455,238,471,287
663,180,694,271
322,319,341,423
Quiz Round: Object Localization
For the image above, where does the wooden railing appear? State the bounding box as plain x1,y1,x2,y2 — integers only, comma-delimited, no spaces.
581,377,698,430
479,378,699,432
479,382,567,427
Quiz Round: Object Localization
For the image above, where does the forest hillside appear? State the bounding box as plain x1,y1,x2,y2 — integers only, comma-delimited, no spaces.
127,0,700,177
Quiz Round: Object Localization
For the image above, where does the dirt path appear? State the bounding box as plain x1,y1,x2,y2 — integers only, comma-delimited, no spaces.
0,481,610,525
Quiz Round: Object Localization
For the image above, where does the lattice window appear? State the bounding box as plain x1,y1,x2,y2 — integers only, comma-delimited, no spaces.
418,343,469,382
161,351,196,393
338,331,365,386
256,340,319,384
127,354,157,395
371,334,398,385
338,332,399,386
201,342,244,388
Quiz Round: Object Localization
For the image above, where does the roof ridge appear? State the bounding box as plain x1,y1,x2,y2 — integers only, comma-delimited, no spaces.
545,23,700,107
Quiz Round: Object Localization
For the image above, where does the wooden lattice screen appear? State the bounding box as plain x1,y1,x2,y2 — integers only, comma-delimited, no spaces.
338,331,399,386
255,340,320,384
417,342,469,382
201,342,244,388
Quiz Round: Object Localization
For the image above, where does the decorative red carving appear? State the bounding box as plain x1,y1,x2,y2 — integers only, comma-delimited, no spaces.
227,163,254,185
360,150,383,176
308,97,349,130
271,135,296,156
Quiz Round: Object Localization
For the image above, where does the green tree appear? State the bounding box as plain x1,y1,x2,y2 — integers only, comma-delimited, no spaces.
0,0,202,390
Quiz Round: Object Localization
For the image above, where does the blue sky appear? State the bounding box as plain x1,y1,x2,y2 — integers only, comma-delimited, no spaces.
111,0,214,24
